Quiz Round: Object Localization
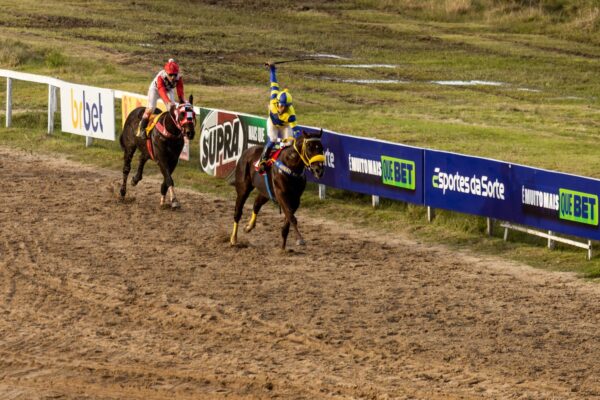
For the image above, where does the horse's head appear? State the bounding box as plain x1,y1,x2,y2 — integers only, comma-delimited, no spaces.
175,95,196,140
298,129,325,179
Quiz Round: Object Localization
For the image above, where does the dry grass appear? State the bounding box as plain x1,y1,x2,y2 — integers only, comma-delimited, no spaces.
570,6,600,31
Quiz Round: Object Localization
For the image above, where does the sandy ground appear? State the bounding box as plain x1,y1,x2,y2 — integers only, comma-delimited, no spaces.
1,146,600,400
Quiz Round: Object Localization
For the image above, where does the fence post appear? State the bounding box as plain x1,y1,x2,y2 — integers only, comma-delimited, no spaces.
6,77,12,127
85,136,93,147
548,231,555,250
486,218,493,236
372,195,379,208
47,84,56,134
427,206,435,222
318,184,326,200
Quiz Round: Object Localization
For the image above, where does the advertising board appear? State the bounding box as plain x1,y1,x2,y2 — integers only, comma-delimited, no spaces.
198,108,267,178
60,83,115,141
425,150,600,240
303,127,424,205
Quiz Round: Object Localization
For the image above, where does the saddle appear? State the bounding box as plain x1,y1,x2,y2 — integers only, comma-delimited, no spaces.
254,138,292,172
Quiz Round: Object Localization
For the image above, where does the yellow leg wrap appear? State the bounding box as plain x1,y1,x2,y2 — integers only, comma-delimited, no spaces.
245,212,257,232
230,222,239,245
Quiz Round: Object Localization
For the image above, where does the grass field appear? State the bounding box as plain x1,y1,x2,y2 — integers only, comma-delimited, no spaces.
1,0,600,276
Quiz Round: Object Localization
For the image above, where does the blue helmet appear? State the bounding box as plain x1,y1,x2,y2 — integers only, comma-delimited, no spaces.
277,90,293,107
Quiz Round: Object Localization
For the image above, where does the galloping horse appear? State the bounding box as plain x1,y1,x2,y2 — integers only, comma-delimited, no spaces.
119,96,196,209
230,130,325,249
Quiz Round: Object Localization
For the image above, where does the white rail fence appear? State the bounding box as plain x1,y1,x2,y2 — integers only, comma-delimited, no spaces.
0,69,199,148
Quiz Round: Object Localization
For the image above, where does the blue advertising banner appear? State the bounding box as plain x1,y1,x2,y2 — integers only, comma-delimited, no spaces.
512,164,600,240
425,150,600,240
302,126,424,205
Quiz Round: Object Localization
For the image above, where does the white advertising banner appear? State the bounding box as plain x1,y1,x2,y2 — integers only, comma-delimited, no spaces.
60,83,115,141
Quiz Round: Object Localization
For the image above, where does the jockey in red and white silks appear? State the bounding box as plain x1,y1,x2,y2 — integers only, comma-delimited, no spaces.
137,58,186,138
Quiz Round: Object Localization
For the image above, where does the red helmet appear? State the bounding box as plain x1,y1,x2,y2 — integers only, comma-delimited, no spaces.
164,59,179,75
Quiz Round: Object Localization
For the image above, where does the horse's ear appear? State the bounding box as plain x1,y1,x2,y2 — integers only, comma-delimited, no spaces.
318,128,323,138
189,94,193,105
302,130,308,138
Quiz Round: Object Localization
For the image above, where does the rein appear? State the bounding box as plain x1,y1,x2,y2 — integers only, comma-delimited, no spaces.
273,136,325,178
154,105,194,140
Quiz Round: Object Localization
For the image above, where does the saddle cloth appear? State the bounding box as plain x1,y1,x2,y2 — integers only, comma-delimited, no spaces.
145,112,166,134
254,147,283,173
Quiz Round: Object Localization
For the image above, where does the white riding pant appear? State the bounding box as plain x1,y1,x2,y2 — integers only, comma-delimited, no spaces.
146,86,175,112
267,119,293,144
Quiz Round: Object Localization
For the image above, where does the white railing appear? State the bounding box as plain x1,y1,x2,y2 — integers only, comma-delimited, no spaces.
0,70,200,147
0,69,62,135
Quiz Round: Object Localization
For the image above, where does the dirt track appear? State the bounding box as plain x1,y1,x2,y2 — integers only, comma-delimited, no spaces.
2,146,600,399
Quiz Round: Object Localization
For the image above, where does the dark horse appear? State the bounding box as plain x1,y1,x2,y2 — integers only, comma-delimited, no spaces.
119,96,196,209
230,130,325,249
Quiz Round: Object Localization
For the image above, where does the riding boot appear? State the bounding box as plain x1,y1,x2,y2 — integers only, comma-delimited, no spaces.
257,141,274,174
137,117,149,139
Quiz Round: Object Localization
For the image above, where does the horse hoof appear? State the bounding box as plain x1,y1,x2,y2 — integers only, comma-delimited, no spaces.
296,239,306,246
131,177,139,187
244,225,254,233
119,188,126,198
171,200,181,210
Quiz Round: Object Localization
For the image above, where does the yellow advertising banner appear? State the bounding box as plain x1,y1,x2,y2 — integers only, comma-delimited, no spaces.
121,94,166,127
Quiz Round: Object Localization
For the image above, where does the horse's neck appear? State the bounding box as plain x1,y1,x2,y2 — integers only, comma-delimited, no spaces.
280,140,304,172
162,112,180,134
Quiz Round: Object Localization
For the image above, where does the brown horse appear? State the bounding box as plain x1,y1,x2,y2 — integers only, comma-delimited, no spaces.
119,96,196,209
230,130,325,249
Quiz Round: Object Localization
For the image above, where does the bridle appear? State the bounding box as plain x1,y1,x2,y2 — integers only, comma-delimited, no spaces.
156,103,196,139
293,136,325,167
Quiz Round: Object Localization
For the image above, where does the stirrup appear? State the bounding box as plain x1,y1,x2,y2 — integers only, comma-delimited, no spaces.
255,160,267,174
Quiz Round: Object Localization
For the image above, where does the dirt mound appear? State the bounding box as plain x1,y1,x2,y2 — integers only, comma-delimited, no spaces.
1,146,600,399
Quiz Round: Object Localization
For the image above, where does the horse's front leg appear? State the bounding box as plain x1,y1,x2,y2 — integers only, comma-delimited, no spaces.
158,162,178,209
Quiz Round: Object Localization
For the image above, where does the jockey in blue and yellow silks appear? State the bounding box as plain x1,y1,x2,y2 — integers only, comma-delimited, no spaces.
256,62,301,174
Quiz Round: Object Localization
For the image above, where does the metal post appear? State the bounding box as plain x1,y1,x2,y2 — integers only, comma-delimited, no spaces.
547,231,555,250
427,206,435,222
85,136,93,147
503,226,509,241
486,218,493,236
6,77,12,127
588,241,592,261
372,195,379,208
47,84,55,134
318,184,326,200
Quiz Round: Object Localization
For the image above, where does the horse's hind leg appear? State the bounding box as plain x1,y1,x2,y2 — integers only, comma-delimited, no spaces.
281,219,291,250
279,199,304,249
120,145,136,198
245,194,269,233
231,180,254,246
132,154,149,186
